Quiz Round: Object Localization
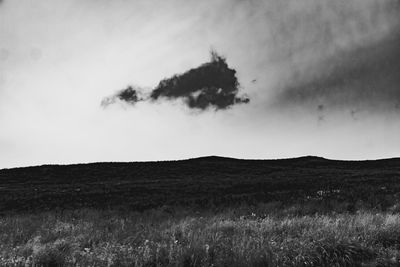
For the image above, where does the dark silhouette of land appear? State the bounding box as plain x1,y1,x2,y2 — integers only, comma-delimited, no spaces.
1,156,400,212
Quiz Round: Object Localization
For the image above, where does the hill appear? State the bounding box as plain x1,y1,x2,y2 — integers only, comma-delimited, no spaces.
1,156,400,212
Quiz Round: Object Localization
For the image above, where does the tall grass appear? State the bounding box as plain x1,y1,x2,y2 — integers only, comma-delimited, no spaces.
1,203,400,266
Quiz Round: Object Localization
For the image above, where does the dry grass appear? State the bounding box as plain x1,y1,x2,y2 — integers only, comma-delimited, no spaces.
1,204,400,266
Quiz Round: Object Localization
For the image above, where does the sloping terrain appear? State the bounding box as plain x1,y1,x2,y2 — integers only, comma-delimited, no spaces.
1,156,400,212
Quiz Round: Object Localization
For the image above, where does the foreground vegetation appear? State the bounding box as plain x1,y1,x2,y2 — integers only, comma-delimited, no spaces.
1,156,400,265
2,203,400,266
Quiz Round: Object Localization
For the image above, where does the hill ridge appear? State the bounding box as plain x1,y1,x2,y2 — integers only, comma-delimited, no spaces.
2,155,400,171
0,154,400,212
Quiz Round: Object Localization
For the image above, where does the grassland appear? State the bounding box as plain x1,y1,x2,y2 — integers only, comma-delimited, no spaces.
1,156,400,266
2,205,400,266
1,156,400,213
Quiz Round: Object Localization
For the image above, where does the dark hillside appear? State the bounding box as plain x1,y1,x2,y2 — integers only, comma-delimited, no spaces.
1,156,400,212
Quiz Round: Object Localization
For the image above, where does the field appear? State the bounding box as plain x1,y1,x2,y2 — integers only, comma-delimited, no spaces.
2,206,400,266
1,156,400,266
1,156,400,213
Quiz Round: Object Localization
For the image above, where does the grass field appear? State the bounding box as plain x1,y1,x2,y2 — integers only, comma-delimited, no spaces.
1,156,400,266
2,205,400,266
1,156,400,213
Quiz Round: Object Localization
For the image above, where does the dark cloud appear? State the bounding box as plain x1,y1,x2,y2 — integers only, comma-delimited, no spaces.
150,50,249,110
101,86,144,108
117,86,143,104
102,51,249,111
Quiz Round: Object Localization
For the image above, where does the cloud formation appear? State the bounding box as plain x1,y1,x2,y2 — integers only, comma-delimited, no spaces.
100,0,399,116
258,0,400,114
102,50,249,111
276,32,400,112
101,86,145,107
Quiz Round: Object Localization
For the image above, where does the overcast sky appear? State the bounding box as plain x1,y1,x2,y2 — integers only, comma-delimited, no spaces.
1,0,400,168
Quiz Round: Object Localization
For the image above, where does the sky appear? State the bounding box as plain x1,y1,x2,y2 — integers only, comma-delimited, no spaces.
1,0,400,168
